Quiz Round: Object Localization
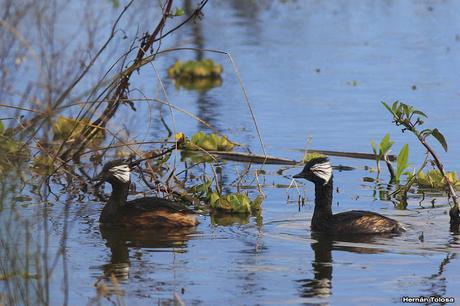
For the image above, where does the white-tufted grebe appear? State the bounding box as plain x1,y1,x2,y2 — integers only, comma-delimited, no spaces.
293,157,404,234
95,159,198,228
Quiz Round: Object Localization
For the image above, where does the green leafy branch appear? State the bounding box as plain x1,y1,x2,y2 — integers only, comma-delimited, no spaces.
370,134,410,185
382,101,460,227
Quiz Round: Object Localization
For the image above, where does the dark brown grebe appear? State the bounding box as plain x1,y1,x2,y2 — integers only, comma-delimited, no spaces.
95,160,198,228
293,157,404,234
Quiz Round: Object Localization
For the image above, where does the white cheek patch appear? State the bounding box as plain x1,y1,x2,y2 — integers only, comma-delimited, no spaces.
310,162,332,184
109,165,131,183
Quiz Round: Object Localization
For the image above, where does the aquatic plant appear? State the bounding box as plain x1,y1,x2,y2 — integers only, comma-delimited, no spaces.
416,169,460,190
0,1,213,303
180,131,235,152
177,131,236,163
394,144,410,184
0,125,29,176
209,192,264,214
0,126,25,157
167,59,223,91
52,116,105,145
303,152,326,162
382,101,460,227
167,59,223,80
32,155,55,175
371,133,394,174
188,177,264,215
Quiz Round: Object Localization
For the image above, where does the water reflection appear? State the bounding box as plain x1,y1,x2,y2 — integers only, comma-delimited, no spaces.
183,0,223,129
423,252,456,301
99,226,195,281
297,233,387,299
211,211,263,227
184,0,204,59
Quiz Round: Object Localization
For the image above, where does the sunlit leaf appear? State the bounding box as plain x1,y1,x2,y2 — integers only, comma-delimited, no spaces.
209,192,220,206
396,144,409,182
402,104,410,117
379,133,394,154
395,103,404,117
185,131,235,152
175,132,185,142
371,139,377,155
417,169,460,190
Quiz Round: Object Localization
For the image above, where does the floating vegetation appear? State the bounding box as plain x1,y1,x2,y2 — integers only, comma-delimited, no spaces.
0,124,25,157
188,177,264,215
52,116,105,145
210,192,264,214
167,59,223,91
303,152,326,162
0,123,29,176
167,59,223,79
179,131,235,152
32,155,55,175
178,131,235,163
416,170,460,190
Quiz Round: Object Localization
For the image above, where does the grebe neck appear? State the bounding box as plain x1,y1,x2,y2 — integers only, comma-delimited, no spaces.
312,177,334,226
100,182,129,223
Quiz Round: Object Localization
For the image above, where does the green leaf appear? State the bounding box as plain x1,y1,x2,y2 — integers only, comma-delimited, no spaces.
402,104,410,117
209,192,220,206
413,110,427,118
420,129,432,135
371,140,377,155
395,103,405,117
432,128,448,152
396,144,409,181
0,121,4,134
174,7,185,16
379,133,394,154
391,101,399,112
381,102,394,116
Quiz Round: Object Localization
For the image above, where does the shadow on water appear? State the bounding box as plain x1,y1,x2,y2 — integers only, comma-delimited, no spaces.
99,226,196,281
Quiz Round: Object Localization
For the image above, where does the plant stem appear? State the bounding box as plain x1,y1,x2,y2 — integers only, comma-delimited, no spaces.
404,122,460,227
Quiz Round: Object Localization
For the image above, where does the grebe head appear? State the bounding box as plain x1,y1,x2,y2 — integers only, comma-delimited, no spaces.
95,159,131,186
293,157,332,185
